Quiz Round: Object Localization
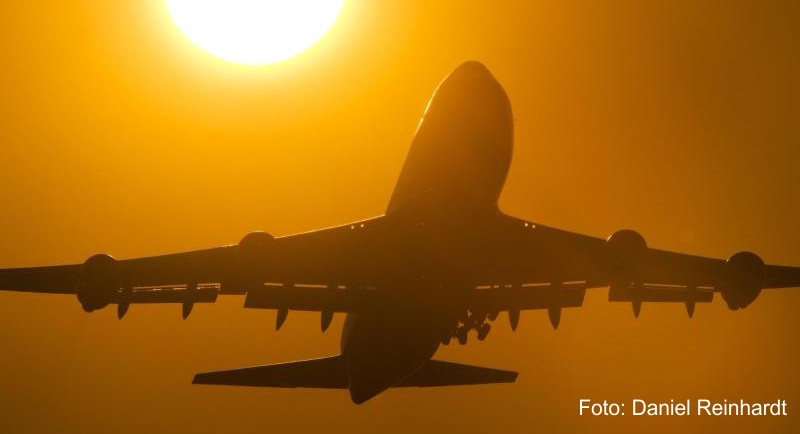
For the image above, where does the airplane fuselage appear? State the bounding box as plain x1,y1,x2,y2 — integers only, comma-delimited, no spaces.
341,307,448,403
339,61,516,403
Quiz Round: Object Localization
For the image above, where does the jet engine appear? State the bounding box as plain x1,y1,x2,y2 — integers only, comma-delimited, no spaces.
237,231,275,278
721,251,764,310
606,229,647,281
76,253,120,312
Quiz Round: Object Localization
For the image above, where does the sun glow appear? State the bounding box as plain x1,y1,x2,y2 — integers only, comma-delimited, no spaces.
165,0,346,66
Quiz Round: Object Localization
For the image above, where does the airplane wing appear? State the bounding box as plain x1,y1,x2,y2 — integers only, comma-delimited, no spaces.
475,215,800,325
0,216,390,320
0,264,82,294
2,212,797,328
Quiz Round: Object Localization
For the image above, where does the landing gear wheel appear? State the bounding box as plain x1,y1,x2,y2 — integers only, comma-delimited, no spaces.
477,323,491,341
457,327,468,345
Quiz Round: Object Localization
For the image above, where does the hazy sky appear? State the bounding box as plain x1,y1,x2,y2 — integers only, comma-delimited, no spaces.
0,1,798,433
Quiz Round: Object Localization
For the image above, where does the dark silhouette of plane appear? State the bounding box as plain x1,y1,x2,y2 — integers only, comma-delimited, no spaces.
1,61,799,404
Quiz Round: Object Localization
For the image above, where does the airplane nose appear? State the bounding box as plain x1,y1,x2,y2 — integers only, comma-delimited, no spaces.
454,60,489,72
437,60,505,101
450,61,491,79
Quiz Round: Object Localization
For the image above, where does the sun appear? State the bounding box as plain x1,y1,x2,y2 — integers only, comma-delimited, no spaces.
165,0,346,66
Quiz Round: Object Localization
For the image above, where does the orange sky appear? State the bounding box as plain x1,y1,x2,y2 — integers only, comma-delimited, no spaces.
0,1,799,433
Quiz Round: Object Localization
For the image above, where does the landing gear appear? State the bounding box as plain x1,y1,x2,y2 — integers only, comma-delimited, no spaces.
456,327,468,345
477,323,491,341
443,308,495,345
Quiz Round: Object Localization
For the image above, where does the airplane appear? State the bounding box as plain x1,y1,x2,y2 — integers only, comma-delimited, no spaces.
1,61,799,404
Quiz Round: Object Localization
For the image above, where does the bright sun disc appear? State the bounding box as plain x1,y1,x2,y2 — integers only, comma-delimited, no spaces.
165,0,345,66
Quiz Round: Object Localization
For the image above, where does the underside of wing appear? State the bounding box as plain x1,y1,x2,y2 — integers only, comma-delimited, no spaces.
0,264,81,294
764,265,800,289
491,214,800,319
0,216,388,318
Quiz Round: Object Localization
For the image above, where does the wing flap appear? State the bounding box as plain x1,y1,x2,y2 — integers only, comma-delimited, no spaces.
638,249,726,287
243,285,381,313
608,284,714,303
118,247,238,291
468,282,586,312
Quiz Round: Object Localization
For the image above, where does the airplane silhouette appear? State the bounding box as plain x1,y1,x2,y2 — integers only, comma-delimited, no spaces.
1,61,799,404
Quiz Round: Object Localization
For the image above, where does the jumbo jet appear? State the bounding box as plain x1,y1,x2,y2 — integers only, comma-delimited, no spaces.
1,61,798,404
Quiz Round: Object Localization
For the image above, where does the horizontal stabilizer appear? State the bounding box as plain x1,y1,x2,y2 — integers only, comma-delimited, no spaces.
193,355,347,389
192,357,517,391
397,359,518,387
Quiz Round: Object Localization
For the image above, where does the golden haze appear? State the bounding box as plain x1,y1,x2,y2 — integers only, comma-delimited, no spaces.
0,1,799,433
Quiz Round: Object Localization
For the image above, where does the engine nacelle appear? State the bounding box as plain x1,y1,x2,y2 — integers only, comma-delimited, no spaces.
721,251,764,310
76,253,120,312
237,231,275,279
606,229,647,282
